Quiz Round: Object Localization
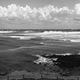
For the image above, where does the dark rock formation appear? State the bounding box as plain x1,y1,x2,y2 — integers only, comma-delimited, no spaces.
43,54,80,69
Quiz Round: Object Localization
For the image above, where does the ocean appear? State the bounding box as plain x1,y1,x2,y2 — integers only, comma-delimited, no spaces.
0,30,80,42
1,30,80,42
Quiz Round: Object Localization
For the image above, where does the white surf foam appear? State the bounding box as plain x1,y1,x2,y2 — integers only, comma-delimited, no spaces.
9,36,36,40
5,31,80,41
70,39,80,42
0,31,16,33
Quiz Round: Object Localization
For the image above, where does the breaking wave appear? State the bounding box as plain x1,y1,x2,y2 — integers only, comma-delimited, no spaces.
1,30,80,42
0,31,15,33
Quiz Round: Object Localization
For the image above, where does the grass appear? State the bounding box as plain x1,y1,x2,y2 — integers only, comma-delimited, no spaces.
0,36,80,77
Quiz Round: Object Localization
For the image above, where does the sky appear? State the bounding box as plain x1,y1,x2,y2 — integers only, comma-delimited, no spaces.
0,0,79,8
0,0,80,29
0,0,79,18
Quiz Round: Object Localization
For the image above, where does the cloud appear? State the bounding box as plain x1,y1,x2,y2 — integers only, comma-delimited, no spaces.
75,3,80,14
7,4,18,17
59,7,73,14
37,5,73,20
0,4,77,21
0,6,7,17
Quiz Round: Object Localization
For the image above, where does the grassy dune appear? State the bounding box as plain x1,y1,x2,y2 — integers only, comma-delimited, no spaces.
0,37,80,77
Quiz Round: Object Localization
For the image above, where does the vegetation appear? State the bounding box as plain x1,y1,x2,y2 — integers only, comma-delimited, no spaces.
0,32,80,79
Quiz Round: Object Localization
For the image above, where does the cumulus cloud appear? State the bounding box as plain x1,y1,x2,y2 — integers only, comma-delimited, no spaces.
59,7,73,14
0,4,78,20
75,3,80,14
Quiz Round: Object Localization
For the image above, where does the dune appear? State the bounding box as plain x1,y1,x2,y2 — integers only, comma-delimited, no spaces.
0,47,43,73
0,36,80,76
